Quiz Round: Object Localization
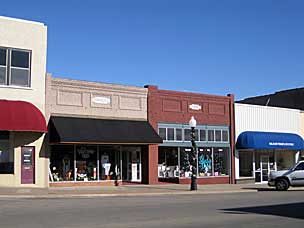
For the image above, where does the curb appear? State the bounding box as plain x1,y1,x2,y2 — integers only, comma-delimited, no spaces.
0,189,256,199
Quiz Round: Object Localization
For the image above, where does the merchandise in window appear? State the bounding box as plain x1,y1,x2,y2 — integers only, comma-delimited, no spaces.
180,148,195,177
198,148,212,177
213,148,228,175
76,145,97,181
158,147,179,178
0,47,31,87
99,146,121,180
50,145,74,181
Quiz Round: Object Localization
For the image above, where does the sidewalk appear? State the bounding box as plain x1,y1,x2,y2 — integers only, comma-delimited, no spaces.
0,183,287,198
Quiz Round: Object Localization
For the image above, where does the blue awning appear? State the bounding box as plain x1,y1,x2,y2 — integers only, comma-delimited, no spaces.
236,131,304,150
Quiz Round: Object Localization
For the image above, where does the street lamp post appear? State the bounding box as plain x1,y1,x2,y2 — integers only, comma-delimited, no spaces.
189,116,197,191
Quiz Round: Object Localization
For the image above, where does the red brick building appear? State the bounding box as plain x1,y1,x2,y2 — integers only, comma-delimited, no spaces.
146,85,235,184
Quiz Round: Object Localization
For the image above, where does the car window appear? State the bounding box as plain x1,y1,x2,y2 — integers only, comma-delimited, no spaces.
294,163,304,171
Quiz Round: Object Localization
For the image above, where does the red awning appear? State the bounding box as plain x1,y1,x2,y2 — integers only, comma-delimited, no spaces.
0,100,47,132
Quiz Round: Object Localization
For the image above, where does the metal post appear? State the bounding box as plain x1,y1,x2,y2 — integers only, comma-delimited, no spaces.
190,127,197,191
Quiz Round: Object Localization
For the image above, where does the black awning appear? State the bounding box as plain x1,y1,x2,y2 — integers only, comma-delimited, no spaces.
49,116,162,144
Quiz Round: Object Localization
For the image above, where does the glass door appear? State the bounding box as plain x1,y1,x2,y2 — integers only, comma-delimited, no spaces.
260,155,269,183
122,147,141,182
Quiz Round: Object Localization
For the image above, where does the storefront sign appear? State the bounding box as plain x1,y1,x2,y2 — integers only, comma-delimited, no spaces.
269,142,295,146
92,96,111,105
189,104,201,110
77,147,95,159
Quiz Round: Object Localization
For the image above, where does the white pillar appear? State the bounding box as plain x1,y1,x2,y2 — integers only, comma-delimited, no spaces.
235,150,239,179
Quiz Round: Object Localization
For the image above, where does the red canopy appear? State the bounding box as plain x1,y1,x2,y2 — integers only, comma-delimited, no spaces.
0,100,47,132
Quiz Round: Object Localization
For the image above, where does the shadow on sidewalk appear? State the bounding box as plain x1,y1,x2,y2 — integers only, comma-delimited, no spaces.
242,187,304,192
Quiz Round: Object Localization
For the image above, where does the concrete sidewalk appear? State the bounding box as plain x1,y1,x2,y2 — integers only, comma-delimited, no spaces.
0,184,302,198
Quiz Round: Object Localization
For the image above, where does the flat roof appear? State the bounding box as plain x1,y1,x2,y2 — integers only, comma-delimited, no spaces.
0,15,45,26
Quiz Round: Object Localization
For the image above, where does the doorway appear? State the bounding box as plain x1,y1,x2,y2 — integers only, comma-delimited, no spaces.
21,146,35,184
255,151,275,183
122,147,141,182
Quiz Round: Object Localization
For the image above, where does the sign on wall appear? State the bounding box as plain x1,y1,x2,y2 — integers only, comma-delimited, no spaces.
92,96,111,105
189,104,202,111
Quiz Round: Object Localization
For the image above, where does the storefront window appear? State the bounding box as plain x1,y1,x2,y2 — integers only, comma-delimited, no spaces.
276,150,296,170
158,147,179,178
215,130,221,142
99,146,121,180
0,131,13,174
180,148,194,177
76,145,97,181
198,148,212,177
50,145,74,181
239,151,253,177
213,148,228,175
184,129,191,141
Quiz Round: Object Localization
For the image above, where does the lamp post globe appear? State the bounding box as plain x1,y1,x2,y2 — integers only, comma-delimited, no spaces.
189,116,197,191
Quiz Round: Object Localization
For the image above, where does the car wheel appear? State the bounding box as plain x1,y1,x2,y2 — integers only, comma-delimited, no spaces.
275,179,289,191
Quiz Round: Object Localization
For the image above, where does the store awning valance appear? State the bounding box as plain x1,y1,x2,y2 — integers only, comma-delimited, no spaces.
49,116,163,144
236,131,304,150
0,99,47,132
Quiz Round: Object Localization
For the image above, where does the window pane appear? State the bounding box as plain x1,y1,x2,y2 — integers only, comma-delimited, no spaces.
158,147,178,178
213,148,228,175
239,151,253,177
99,146,121,180
199,130,206,141
76,145,97,181
176,129,182,141
184,129,191,141
167,128,174,141
11,50,29,68
195,129,199,141
0,67,6,84
0,49,6,66
222,130,229,142
180,148,195,177
10,68,30,86
208,130,214,141
215,130,221,142
198,148,212,177
50,145,74,181
159,128,166,140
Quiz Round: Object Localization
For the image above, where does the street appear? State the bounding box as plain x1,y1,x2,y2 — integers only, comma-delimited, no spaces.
0,191,303,228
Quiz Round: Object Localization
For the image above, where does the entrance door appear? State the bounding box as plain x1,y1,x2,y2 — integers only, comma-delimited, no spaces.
122,147,141,182
21,147,35,184
260,155,269,183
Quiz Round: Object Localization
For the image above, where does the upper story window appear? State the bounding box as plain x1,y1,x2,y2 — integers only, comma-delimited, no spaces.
0,47,31,87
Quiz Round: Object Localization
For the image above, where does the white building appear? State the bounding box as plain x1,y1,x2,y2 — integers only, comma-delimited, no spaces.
235,103,304,183
0,16,48,187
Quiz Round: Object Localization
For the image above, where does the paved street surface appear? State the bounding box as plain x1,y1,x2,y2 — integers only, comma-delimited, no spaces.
0,191,303,228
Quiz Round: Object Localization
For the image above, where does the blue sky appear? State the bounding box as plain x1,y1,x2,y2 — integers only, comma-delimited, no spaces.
2,0,304,99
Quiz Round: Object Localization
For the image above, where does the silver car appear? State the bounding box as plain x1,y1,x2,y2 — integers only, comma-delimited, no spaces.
268,160,304,191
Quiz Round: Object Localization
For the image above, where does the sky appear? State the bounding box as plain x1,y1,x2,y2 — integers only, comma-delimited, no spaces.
1,0,304,100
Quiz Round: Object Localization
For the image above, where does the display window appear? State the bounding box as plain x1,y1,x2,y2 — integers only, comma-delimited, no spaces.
180,148,195,178
239,151,253,177
158,147,179,178
99,146,121,180
76,145,97,181
198,148,212,177
50,145,74,181
213,148,228,176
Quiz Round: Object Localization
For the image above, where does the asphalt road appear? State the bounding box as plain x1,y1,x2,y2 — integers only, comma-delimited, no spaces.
0,191,303,228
